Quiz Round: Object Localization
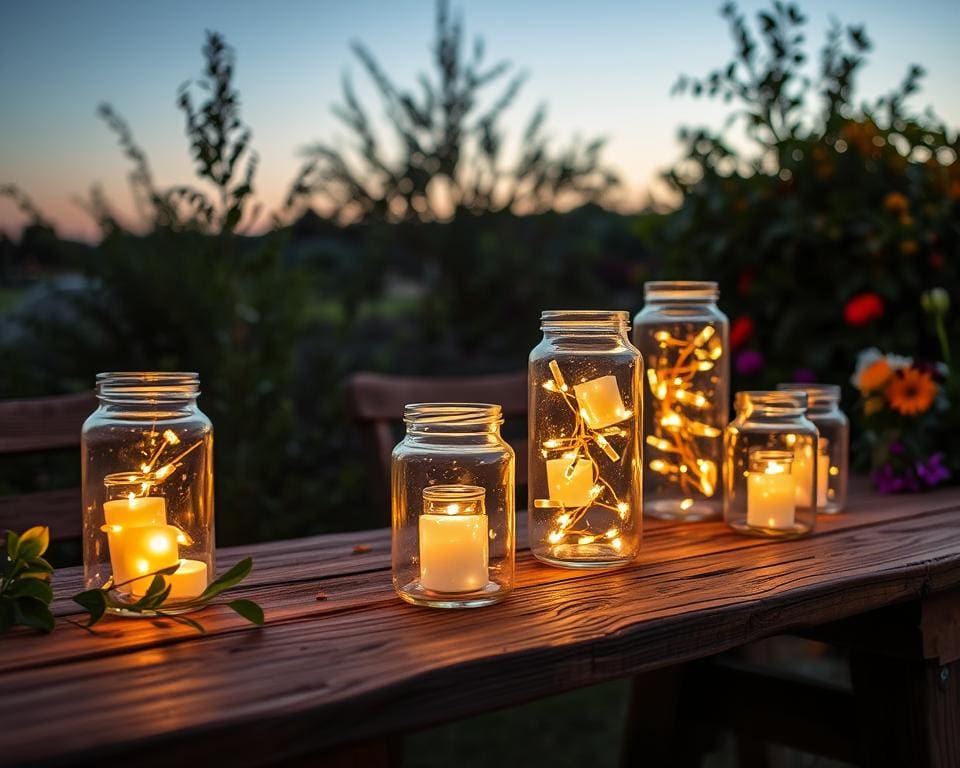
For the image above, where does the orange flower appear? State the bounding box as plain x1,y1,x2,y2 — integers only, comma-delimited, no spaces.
883,192,910,215
886,368,937,416
900,239,919,256
858,358,892,392
863,395,886,416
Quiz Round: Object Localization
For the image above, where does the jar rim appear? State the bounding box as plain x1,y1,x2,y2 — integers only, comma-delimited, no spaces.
422,484,486,503
749,448,794,468
644,281,719,301
96,372,200,402
403,403,503,426
776,383,841,407
540,310,630,331
736,390,808,413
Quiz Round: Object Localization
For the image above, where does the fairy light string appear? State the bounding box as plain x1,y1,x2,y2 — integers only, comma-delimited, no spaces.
535,359,632,549
645,325,722,505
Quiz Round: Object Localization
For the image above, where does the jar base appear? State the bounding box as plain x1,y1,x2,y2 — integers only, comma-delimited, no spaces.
534,542,635,569
645,498,722,522
106,602,203,617
728,521,814,539
398,580,509,609
819,503,844,515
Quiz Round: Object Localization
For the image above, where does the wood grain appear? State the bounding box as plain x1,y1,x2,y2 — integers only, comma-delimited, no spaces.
2,485,960,767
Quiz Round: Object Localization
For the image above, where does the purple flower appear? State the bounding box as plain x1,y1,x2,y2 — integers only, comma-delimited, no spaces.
791,367,817,384
735,349,765,376
888,441,905,456
917,452,951,488
873,463,920,494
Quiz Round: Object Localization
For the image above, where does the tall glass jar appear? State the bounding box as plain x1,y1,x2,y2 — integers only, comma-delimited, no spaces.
392,403,514,608
633,281,729,521
724,391,817,538
81,372,214,613
777,383,849,513
528,310,642,568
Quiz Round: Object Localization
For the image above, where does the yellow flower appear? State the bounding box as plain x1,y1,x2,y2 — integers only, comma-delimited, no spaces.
886,368,937,416
857,358,892,392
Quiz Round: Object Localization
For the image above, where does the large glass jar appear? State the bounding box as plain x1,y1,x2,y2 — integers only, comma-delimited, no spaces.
724,391,817,538
81,372,214,613
392,403,515,608
528,310,642,568
777,383,849,513
633,281,729,521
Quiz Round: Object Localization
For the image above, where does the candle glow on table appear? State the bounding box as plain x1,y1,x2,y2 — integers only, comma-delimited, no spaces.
419,486,489,594
747,451,797,530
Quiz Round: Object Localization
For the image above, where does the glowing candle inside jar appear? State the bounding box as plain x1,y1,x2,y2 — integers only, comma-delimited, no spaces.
574,375,630,429
113,524,181,594
546,456,595,508
103,494,167,528
166,559,209,600
419,486,489,593
747,451,796,530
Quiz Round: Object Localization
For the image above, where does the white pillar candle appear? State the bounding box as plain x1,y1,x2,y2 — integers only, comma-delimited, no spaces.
103,495,167,528
419,513,489,593
113,524,181,593
546,456,595,508
574,375,629,429
747,461,796,530
166,559,209,600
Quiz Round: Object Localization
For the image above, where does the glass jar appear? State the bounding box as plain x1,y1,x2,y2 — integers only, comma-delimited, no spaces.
777,383,849,513
391,403,514,608
633,281,729,521
724,391,817,538
528,310,642,568
81,372,214,613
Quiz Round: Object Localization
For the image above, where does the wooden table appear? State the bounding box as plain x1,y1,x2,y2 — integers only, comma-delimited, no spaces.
3,484,960,767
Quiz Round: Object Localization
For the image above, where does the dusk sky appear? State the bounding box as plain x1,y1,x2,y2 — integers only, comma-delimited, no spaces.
2,0,958,242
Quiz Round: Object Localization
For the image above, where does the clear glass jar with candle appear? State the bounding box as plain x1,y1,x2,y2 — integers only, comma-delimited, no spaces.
528,310,642,568
723,391,817,538
81,372,214,613
633,281,729,521
392,403,515,608
777,383,849,513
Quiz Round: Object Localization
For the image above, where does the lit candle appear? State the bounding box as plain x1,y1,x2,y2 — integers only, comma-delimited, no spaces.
112,524,181,593
166,559,209,600
793,440,829,508
419,486,489,593
747,451,796,530
103,494,167,528
546,456,595,508
573,375,630,429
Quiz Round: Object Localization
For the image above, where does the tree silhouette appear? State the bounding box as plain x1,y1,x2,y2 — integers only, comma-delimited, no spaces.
287,0,618,224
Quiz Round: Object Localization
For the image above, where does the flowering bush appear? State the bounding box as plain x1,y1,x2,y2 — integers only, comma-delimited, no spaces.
852,289,957,492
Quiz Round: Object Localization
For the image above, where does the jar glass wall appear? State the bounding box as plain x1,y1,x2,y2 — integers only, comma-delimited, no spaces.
633,281,729,521
392,403,515,608
81,372,214,613
777,383,849,513
724,391,817,538
528,310,642,568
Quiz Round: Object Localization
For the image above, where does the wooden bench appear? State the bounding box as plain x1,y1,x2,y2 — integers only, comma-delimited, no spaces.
0,392,94,540
1,484,958,766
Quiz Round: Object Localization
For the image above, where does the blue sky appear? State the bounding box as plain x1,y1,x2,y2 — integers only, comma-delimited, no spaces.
1,0,958,240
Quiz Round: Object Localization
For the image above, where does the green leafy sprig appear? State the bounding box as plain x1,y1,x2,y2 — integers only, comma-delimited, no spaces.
1,527,55,633
72,557,264,633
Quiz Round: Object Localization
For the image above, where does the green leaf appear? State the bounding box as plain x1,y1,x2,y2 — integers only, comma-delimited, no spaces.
73,589,108,627
7,578,53,604
157,611,206,633
14,597,55,633
0,597,15,632
134,582,172,611
227,599,264,626
25,557,54,574
17,526,49,560
199,557,252,602
6,530,20,561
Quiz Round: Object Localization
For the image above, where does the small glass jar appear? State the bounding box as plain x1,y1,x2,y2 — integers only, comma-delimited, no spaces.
633,281,729,521
392,403,514,608
528,310,642,568
724,391,817,538
777,383,849,513
81,372,214,613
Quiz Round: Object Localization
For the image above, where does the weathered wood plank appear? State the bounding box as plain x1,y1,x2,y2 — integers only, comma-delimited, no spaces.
0,392,94,453
2,496,960,767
